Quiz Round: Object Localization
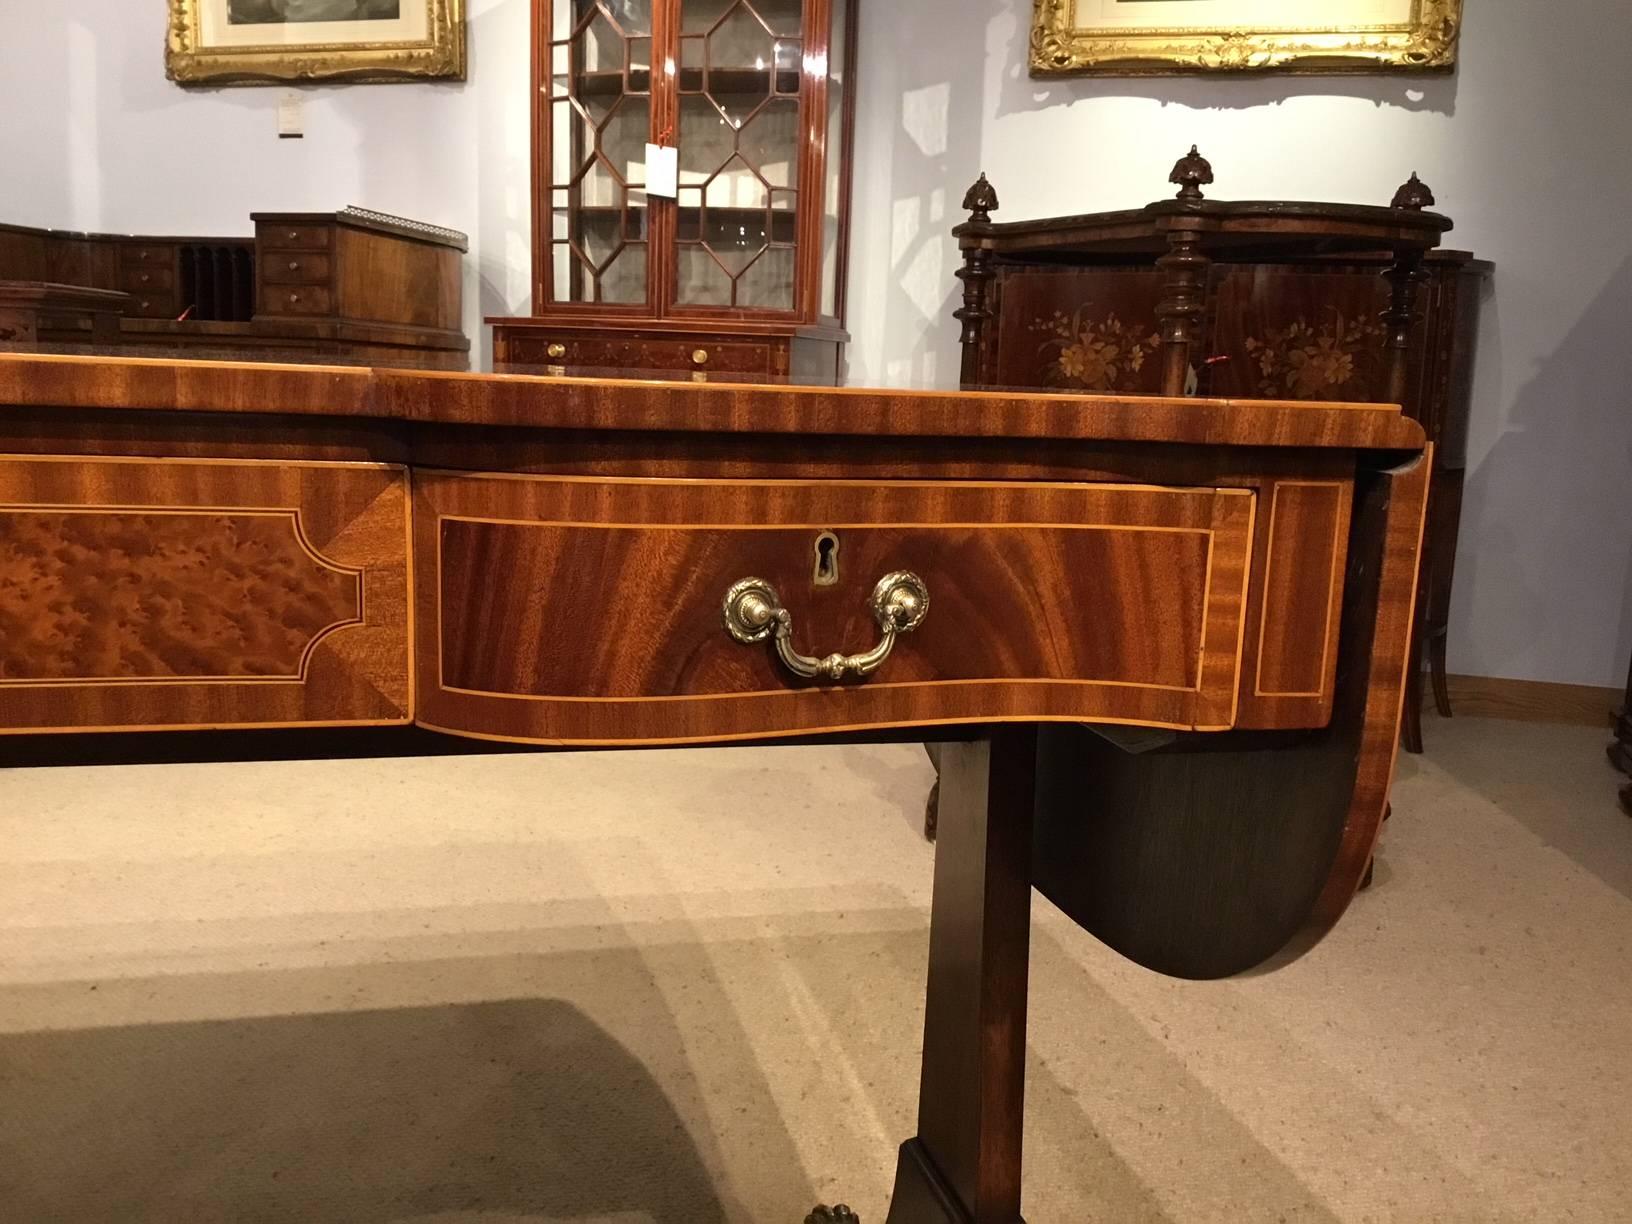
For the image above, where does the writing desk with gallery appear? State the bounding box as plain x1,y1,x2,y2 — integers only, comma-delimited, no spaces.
0,344,1426,1222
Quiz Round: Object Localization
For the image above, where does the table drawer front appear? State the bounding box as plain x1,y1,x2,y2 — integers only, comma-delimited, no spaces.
261,252,334,285
415,475,1255,744
0,456,410,733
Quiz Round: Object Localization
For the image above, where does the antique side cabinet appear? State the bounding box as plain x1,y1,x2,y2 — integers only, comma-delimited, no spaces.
952,150,1491,752
491,0,859,382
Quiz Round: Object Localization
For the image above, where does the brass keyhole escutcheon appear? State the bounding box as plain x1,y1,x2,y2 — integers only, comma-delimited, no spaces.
813,531,840,586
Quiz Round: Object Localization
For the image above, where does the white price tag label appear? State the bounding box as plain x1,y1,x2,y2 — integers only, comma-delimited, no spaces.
277,91,305,138
646,142,678,199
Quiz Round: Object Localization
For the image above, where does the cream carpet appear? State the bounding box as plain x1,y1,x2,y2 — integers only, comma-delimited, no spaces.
1,717,1629,1222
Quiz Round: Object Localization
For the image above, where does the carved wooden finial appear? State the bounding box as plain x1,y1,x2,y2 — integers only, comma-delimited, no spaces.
1170,145,1214,202
1391,171,1436,210
962,173,999,224
806,1207,861,1224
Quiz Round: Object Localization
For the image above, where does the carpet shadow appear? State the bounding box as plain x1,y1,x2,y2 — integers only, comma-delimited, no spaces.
0,997,729,1224
1416,719,1632,903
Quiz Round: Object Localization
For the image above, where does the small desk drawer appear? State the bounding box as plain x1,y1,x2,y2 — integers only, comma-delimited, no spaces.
121,266,176,294
414,474,1257,745
120,244,173,267
261,252,334,285
260,285,333,316
0,456,410,733
127,293,179,319
261,224,332,251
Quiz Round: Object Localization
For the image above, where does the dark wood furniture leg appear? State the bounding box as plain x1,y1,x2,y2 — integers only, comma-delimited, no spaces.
888,727,1037,1224
1425,467,1464,718
1402,650,1426,755
1607,643,1632,816
1611,649,1632,777
923,743,942,842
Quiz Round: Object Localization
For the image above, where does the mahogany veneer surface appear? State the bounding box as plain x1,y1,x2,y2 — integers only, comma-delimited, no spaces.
415,473,1256,744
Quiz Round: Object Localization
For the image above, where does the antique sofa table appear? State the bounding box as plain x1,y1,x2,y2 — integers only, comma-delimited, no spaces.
0,353,1428,1223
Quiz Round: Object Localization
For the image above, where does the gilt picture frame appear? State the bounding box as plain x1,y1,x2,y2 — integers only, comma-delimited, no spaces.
1031,0,1463,76
167,0,466,85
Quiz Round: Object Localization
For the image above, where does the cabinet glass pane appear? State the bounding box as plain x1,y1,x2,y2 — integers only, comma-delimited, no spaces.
820,0,848,319
545,0,653,306
675,0,804,310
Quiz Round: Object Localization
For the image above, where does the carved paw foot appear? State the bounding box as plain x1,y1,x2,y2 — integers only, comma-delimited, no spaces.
806,1206,861,1224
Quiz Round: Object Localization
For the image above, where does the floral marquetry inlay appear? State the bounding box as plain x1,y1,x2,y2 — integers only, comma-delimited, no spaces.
0,510,362,684
1031,309,1161,393
1243,310,1388,400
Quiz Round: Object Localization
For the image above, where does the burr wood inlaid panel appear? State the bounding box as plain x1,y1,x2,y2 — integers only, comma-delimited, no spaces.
0,456,411,733
414,473,1257,744
0,509,360,682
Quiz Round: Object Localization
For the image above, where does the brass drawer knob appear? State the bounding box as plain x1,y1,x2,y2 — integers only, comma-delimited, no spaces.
723,570,929,681
546,343,567,359
288,230,300,241
288,260,300,272
289,292,300,305
139,273,150,284
691,348,710,365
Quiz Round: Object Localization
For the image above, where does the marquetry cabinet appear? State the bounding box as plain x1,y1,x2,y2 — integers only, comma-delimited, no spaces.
952,149,1492,752
491,0,859,381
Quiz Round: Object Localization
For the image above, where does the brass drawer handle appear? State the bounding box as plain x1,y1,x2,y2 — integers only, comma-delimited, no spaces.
723,570,929,680
546,342,567,359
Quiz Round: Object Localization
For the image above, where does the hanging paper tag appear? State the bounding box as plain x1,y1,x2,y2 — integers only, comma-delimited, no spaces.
646,142,679,199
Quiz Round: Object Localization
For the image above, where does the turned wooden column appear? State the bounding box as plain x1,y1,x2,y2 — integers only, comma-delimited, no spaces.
1382,173,1435,410
1155,147,1213,397
954,174,1001,386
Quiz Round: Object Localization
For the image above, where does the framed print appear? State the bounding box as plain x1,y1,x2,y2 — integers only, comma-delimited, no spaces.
167,0,465,84
1031,0,1463,76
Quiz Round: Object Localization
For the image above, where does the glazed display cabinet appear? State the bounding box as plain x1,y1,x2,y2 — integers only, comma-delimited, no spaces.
491,0,857,381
